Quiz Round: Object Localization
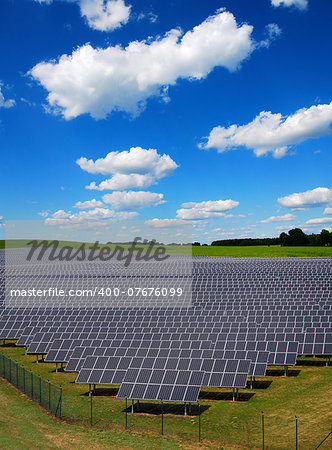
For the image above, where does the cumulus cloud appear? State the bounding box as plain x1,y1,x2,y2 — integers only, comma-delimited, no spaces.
102,190,165,210
34,0,131,31
52,209,72,219
45,207,137,226
305,217,332,225
177,199,239,220
38,211,49,217
144,219,188,228
271,0,308,10
200,102,332,158
260,213,296,223
278,187,332,208
0,84,15,109
79,0,130,31
77,147,178,190
30,10,255,119
73,199,104,209
324,207,332,215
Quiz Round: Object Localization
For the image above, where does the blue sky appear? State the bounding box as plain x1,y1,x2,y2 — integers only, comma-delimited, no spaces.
1,0,332,243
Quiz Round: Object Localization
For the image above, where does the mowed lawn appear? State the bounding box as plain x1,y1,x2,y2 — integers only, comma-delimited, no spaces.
1,239,332,257
1,344,331,449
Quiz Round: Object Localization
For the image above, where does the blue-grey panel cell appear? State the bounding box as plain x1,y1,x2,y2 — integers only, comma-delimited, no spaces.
130,383,147,399
76,369,91,383
176,371,191,385
222,372,236,387
234,373,248,388
163,370,177,385
137,369,152,383
207,373,223,387
184,386,200,403
170,385,186,401
158,385,173,401
117,383,133,399
100,370,116,384
94,356,109,370
118,357,131,370
149,370,165,384
143,384,160,400
165,359,178,370
225,360,238,372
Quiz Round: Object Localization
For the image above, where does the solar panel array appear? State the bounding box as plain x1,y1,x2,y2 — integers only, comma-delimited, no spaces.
1,248,331,404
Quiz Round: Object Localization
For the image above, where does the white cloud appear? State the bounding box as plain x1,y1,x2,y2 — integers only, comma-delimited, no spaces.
0,216,3,221
102,190,165,210
259,23,282,48
200,102,332,158
45,207,137,226
0,84,15,109
271,0,308,10
77,147,178,190
275,225,296,230
79,0,130,31
34,0,131,31
52,209,72,219
278,187,332,208
260,213,296,223
30,10,255,119
74,199,104,209
144,219,188,228
177,199,239,220
38,211,49,217
305,217,332,225
324,207,332,215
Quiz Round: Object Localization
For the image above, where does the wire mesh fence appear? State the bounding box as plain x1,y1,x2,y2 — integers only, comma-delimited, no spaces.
0,352,74,421
0,351,331,447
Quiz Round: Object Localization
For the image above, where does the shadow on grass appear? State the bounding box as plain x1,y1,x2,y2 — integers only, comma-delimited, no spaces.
0,342,18,348
296,359,330,367
199,390,255,402
246,380,272,389
122,401,210,416
266,368,301,377
82,387,119,397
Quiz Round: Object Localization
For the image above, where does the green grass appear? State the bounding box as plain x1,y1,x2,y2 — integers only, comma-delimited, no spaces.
1,239,332,257
192,245,332,257
1,344,331,449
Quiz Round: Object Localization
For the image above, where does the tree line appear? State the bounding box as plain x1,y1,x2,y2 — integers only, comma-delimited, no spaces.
208,228,332,247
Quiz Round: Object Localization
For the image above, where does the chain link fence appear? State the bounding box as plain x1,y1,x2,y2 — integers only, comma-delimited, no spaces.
0,352,75,421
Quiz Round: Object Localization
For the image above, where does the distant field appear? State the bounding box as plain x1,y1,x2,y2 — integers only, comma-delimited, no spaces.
0,344,331,449
192,245,332,257
1,240,332,257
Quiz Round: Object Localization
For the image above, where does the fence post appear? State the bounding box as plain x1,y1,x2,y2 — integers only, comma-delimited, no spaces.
262,411,265,450
199,403,201,442
59,386,62,419
161,400,164,436
39,375,42,404
295,416,298,450
48,380,51,410
125,397,128,429
31,371,33,399
90,389,93,426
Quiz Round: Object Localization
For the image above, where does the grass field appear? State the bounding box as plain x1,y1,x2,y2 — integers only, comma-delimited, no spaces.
1,344,331,449
1,239,332,257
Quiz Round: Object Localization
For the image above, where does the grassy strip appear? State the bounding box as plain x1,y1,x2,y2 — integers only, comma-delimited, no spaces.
1,344,331,449
1,239,332,256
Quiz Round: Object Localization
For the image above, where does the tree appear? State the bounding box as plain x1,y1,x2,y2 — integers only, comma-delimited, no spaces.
320,229,332,246
287,228,309,246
